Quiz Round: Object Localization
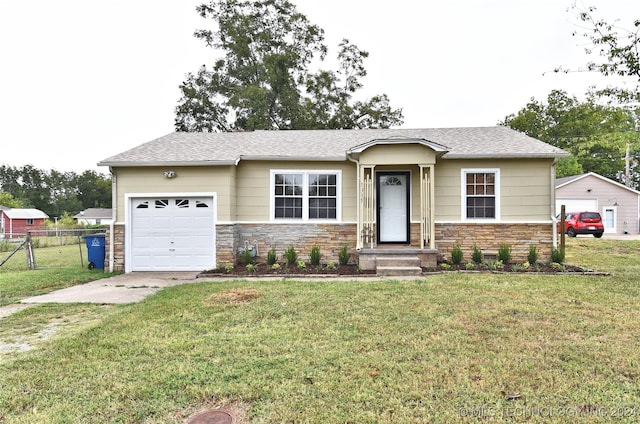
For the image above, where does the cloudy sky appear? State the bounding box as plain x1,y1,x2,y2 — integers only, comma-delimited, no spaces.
0,0,636,173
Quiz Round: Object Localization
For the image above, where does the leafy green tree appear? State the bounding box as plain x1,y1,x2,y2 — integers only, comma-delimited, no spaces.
557,4,640,104
0,165,111,217
501,90,638,185
0,192,28,208
175,0,403,131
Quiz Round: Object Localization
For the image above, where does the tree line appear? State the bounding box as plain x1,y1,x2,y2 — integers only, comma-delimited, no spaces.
0,165,111,218
177,0,639,188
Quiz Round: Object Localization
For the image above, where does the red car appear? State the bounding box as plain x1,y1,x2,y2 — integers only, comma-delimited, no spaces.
557,211,604,238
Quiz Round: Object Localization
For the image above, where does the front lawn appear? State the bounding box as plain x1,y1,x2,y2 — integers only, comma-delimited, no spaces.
1,238,639,422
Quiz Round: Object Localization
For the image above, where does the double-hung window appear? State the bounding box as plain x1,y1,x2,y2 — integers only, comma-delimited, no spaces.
462,169,500,220
272,170,341,221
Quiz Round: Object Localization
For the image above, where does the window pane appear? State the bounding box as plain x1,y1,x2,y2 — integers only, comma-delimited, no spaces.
465,172,496,218
467,197,495,218
274,173,303,219
275,197,302,219
274,171,338,220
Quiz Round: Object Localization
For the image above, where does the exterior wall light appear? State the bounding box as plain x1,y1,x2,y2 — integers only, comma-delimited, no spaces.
163,171,177,178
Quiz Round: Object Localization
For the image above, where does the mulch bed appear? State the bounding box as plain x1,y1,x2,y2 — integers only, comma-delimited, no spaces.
197,262,607,278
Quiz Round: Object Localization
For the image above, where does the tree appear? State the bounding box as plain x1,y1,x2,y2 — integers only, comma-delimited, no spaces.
0,165,111,217
501,90,639,185
555,4,639,104
0,192,28,208
175,0,403,132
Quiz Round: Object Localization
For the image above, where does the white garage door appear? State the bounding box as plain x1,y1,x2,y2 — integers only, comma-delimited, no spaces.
556,199,597,216
130,197,215,271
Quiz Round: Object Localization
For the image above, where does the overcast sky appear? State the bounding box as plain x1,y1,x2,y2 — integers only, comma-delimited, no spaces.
0,0,637,173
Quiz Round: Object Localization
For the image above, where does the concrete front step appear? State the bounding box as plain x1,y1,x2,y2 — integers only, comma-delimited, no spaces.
376,256,421,268
376,266,423,276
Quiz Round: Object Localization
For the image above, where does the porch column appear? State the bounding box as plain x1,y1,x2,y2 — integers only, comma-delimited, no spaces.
358,165,375,250
419,165,436,249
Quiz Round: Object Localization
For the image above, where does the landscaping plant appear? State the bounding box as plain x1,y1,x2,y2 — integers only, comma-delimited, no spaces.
309,245,321,266
527,244,538,265
497,243,512,264
284,245,298,266
451,244,463,265
338,244,349,265
471,244,483,264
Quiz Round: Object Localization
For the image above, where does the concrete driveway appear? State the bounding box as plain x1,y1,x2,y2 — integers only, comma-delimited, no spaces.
20,272,201,305
0,272,201,319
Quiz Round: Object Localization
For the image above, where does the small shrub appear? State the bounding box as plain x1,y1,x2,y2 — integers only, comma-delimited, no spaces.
522,261,530,270
241,248,253,265
511,263,523,272
284,245,298,266
465,262,476,270
326,261,336,270
266,248,277,265
270,263,281,271
551,262,565,272
551,247,565,264
338,244,349,265
297,260,306,270
310,245,321,266
495,260,504,270
451,244,463,265
527,245,538,265
497,244,512,264
439,263,452,270
224,264,234,273
246,263,255,273
472,245,483,264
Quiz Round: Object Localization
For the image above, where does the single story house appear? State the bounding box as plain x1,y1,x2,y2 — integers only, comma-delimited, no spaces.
98,127,568,274
74,208,113,226
556,172,640,235
0,208,49,238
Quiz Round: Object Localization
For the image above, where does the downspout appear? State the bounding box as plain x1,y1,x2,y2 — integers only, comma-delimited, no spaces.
347,153,361,250
551,159,557,249
108,167,116,273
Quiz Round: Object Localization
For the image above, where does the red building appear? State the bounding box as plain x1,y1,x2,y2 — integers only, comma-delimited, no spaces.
0,208,49,238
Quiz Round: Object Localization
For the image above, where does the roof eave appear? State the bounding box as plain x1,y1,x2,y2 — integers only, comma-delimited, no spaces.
97,160,239,168
442,153,570,159
239,155,347,162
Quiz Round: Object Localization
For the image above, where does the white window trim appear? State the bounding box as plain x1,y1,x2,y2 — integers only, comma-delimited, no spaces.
270,169,342,222
461,168,501,222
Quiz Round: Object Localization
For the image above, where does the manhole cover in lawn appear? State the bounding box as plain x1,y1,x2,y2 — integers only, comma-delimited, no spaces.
187,408,235,424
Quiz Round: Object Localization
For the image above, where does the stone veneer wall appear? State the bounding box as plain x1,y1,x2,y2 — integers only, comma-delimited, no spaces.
434,223,554,263
216,223,358,265
107,222,553,271
105,224,125,272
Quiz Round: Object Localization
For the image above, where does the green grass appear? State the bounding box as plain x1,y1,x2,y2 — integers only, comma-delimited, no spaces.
1,238,640,422
0,244,112,306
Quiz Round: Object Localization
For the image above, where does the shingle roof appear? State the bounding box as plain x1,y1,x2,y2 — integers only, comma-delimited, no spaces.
555,173,589,187
2,208,49,219
556,172,640,195
74,208,112,219
98,127,568,167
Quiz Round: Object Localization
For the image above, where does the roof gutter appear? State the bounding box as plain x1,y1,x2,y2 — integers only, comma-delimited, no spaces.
97,160,239,168
442,153,570,159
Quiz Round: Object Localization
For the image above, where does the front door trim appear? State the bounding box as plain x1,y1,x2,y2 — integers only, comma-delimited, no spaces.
376,171,410,244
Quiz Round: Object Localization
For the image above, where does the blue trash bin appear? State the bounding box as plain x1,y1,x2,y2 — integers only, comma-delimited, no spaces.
82,233,106,270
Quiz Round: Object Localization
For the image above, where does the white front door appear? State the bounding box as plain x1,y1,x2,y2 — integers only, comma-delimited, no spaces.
603,206,617,234
378,173,409,243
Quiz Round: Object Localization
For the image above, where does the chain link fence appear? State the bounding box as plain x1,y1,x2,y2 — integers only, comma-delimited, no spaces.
0,229,106,271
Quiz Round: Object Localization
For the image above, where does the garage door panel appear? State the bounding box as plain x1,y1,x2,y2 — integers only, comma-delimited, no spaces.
556,199,597,215
130,196,215,271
